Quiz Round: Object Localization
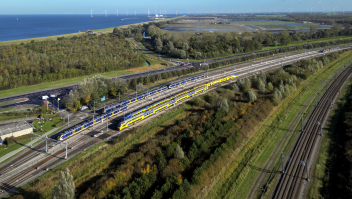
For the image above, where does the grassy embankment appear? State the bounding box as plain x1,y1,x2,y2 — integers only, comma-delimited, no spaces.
308,75,352,198
202,52,352,199
10,103,191,198
0,140,31,158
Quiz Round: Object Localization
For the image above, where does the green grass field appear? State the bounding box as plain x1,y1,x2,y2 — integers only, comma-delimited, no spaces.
204,52,352,199
32,120,62,133
0,140,31,158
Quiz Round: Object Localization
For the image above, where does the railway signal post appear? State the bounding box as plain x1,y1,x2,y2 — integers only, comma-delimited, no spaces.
306,159,309,181
301,113,306,132
65,142,68,159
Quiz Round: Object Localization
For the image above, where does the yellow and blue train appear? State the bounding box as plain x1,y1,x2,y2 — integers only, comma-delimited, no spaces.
57,74,206,140
104,75,206,114
118,73,238,131
322,47,340,53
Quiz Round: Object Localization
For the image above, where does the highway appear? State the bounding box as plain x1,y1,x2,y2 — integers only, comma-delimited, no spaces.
0,47,349,197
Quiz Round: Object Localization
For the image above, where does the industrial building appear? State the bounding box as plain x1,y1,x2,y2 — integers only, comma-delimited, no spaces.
0,121,33,139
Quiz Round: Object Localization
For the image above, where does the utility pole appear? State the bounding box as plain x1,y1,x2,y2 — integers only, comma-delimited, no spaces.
65,142,68,159
106,116,109,132
93,101,95,130
318,121,323,136
306,159,309,181
301,113,305,132
57,98,60,111
281,152,285,173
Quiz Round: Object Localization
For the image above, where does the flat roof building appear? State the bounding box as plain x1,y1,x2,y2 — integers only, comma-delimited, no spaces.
0,121,33,139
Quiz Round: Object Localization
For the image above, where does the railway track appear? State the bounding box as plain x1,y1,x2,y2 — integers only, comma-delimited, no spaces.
272,65,352,199
0,121,114,195
0,48,348,197
247,60,351,199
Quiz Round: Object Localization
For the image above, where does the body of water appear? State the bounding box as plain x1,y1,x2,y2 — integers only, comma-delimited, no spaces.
0,14,178,42
244,25,258,29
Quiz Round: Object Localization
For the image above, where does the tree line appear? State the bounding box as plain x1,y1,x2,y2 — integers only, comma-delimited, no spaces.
0,34,145,90
62,66,201,110
114,19,352,60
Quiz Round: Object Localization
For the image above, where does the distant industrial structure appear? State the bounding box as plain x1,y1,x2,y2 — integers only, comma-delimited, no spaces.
149,13,165,20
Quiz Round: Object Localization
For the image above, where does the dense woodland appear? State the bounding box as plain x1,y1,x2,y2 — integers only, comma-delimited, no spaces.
0,34,145,90
320,81,352,198
116,20,352,60
289,13,352,26
72,52,341,199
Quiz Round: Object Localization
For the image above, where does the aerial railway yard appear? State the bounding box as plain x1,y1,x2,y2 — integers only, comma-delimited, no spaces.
271,64,352,198
0,47,349,197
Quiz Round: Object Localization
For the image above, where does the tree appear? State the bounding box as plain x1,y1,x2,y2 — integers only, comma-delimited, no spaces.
75,101,81,110
245,91,257,103
113,27,119,34
217,99,229,113
143,76,150,85
180,50,187,59
231,83,240,92
131,77,138,88
175,144,185,159
155,38,163,53
309,25,317,38
158,153,167,171
257,80,265,93
9,195,24,199
52,168,75,199
267,82,274,92
273,88,282,105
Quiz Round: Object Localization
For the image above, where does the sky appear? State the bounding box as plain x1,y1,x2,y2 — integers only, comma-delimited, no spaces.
0,0,351,15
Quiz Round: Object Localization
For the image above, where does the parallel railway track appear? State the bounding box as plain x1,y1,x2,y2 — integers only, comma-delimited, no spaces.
272,65,352,199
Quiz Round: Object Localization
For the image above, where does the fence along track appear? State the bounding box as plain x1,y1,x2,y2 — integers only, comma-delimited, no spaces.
273,65,352,198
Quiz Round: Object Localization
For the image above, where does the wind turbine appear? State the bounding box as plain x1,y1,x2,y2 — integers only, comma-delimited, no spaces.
333,7,337,14
289,8,293,14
